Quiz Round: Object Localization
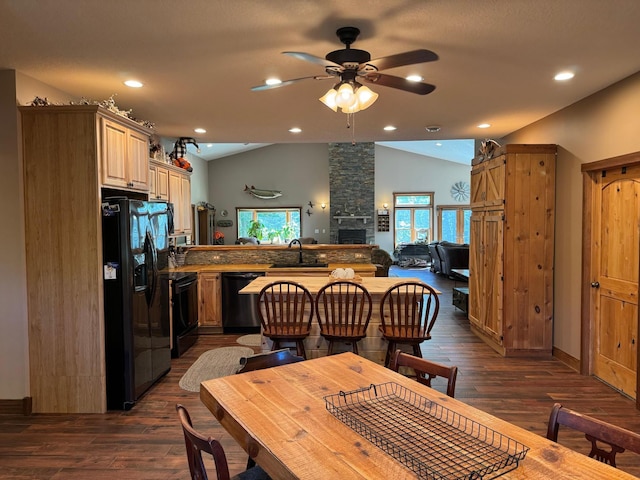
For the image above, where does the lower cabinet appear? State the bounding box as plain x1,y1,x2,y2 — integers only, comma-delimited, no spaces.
198,272,222,333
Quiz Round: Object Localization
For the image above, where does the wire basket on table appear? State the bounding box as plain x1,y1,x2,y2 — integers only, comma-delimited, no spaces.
324,382,529,480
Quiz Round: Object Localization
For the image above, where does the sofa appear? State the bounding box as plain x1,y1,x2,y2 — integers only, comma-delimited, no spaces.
433,241,469,278
394,243,432,266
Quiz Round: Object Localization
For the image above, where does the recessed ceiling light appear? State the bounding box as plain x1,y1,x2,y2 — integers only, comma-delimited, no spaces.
289,127,302,133
206,144,213,148
383,125,397,131
435,142,442,147
266,78,282,86
406,75,423,82
425,125,441,133
194,128,206,134
477,123,491,129
124,80,143,88
554,71,575,81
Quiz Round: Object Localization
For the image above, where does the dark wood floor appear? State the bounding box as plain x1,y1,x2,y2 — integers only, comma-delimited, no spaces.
2,267,640,479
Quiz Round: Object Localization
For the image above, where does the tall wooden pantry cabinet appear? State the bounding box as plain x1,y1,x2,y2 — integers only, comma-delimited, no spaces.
468,144,556,356
20,105,152,413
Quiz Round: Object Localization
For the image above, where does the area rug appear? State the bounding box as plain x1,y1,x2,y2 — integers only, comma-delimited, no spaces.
178,346,255,392
236,334,262,347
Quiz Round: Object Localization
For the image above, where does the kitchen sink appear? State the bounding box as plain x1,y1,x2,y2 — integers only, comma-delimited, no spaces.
270,263,329,268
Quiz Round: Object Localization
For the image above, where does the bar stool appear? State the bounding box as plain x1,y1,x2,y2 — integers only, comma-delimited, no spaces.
379,281,440,367
257,281,314,358
315,281,372,355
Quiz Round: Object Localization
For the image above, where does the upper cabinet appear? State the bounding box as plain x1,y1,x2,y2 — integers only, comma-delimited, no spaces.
169,168,192,235
101,117,150,191
149,161,170,201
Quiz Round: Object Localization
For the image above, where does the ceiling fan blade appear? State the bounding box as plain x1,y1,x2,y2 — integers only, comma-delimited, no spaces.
282,51,341,68
362,73,436,95
251,75,333,91
363,49,438,71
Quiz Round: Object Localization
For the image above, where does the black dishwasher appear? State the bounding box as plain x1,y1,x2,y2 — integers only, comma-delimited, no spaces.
221,272,265,333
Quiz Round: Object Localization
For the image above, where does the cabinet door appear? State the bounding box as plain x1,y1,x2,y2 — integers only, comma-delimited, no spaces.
180,175,192,234
468,214,483,328
169,171,183,233
156,166,170,201
127,130,149,191
198,272,222,327
468,211,504,344
482,212,504,343
149,165,157,198
102,118,128,188
470,156,505,209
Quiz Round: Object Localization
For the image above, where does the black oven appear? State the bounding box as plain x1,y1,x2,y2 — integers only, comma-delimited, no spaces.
171,272,198,357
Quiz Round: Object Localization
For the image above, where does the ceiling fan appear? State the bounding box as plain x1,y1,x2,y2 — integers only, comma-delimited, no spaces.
252,26,438,113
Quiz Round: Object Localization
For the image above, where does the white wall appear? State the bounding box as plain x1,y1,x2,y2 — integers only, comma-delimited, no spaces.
375,145,472,253
0,70,29,399
503,71,640,359
0,71,77,400
205,142,472,251
207,144,331,244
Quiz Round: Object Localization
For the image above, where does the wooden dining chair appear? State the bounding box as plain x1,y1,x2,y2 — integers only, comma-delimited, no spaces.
389,349,458,397
237,348,305,374
379,281,440,367
546,402,640,468
257,281,314,358
176,404,271,480
315,281,373,355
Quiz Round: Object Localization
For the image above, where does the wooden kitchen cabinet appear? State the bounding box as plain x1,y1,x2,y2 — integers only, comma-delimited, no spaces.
169,169,192,235
468,144,556,356
101,117,150,191
198,272,222,333
149,160,170,201
19,105,153,413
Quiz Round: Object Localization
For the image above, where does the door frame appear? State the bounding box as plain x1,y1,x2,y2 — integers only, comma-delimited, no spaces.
581,150,640,408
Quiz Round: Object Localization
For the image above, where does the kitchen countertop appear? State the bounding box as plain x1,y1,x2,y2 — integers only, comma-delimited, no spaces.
166,263,377,275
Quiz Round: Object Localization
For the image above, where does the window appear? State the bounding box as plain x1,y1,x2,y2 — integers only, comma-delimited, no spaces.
437,206,471,244
393,193,433,247
237,208,301,242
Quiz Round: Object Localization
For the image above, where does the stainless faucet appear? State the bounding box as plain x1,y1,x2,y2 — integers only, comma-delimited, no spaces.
288,239,303,263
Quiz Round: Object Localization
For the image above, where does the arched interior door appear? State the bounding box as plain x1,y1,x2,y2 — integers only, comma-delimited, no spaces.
590,164,640,399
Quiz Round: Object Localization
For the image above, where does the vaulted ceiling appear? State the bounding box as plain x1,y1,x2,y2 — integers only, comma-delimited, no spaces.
2,1,640,161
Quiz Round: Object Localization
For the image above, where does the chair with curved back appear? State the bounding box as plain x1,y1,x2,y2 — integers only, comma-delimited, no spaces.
546,402,640,468
389,349,458,397
237,348,305,374
315,281,373,355
257,281,314,358
175,403,270,480
379,281,440,367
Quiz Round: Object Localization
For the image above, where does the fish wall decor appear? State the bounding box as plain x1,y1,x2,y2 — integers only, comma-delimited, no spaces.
244,185,283,199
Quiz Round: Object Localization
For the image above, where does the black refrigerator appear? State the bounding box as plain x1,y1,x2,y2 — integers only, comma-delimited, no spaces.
102,198,172,410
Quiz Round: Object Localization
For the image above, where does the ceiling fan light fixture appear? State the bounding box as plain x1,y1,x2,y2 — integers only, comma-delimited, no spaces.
319,88,339,111
335,83,357,109
355,85,378,110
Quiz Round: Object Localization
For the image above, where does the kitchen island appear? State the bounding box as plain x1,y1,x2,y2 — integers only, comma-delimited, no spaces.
240,276,439,364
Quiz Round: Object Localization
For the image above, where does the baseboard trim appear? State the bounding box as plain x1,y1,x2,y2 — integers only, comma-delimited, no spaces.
552,347,580,372
0,397,32,415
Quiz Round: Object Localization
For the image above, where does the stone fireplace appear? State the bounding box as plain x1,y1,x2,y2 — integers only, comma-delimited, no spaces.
328,142,375,244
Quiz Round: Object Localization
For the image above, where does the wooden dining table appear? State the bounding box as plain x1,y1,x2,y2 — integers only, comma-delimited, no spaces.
200,352,635,479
